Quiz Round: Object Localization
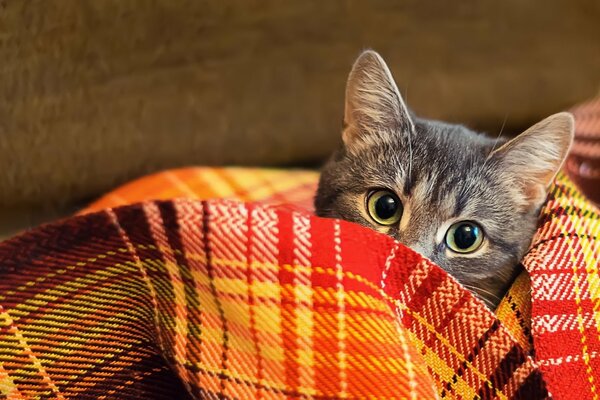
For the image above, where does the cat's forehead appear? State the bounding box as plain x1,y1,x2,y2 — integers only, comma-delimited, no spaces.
353,119,502,216
411,119,497,158
365,119,498,182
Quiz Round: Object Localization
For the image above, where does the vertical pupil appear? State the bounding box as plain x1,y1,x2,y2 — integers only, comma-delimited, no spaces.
375,195,397,219
454,224,478,249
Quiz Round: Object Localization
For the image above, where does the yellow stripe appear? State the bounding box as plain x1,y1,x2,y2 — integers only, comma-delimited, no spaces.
396,303,508,400
8,262,146,323
108,210,165,354
164,170,199,198
194,169,237,198
0,309,64,399
554,199,599,399
0,335,24,399
495,272,532,353
406,330,479,399
333,221,348,397
576,212,600,339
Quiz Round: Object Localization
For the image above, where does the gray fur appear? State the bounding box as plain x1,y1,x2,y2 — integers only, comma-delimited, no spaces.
315,50,574,309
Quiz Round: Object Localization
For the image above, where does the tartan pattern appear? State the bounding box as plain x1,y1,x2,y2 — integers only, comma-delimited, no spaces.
0,196,548,399
524,173,600,399
4,102,600,398
0,199,442,398
83,166,535,365
83,167,319,214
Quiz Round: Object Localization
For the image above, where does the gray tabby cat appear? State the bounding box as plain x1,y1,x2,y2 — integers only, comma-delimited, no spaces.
315,50,574,309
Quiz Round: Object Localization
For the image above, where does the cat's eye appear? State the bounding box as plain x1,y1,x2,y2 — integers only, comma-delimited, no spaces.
445,221,484,253
366,190,403,226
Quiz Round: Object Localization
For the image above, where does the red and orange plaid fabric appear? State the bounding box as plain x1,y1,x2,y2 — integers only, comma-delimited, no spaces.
524,175,600,399
82,169,548,397
0,176,597,399
2,195,552,399
82,168,536,350
4,172,593,398
2,100,600,398
82,168,319,214
1,199,446,399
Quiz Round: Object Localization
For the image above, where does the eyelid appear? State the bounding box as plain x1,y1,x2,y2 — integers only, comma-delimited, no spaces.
366,187,399,194
364,187,399,204
365,187,403,199
436,218,487,245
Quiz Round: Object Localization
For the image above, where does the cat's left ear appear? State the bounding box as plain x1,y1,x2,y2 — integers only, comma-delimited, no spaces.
343,50,414,150
491,112,574,207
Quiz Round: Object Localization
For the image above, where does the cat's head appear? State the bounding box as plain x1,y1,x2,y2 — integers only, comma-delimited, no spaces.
315,50,574,308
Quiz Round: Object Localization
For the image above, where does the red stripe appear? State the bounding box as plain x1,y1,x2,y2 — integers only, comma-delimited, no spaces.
309,216,341,396
276,208,300,394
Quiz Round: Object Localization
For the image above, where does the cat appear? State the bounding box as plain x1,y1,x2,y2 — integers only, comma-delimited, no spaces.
314,50,574,309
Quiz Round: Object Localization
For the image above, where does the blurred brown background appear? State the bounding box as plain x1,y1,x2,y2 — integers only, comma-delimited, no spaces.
1,1,600,236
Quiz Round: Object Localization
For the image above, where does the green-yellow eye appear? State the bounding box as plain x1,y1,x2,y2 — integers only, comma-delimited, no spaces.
366,190,403,226
445,221,484,253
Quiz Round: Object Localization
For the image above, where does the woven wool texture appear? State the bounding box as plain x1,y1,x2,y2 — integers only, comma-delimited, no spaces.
82,166,536,353
524,175,600,399
1,199,447,399
2,171,599,399
2,195,550,399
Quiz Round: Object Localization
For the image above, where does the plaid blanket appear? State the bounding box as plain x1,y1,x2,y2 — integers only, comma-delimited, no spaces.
1,170,596,399
2,99,600,399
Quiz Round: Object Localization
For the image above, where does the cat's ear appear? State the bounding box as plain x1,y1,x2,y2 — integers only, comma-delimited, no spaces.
343,50,414,149
491,112,574,207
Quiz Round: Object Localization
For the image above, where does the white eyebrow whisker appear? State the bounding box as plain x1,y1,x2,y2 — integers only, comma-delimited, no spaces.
480,113,508,174
461,283,501,308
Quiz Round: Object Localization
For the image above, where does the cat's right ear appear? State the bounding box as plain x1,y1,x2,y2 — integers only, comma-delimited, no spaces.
491,112,574,209
343,50,414,150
